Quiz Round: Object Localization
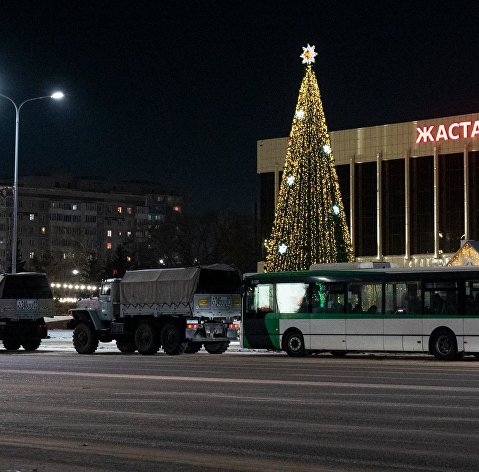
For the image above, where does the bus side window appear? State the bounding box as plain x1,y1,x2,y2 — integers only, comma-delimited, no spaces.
246,284,274,314
348,283,381,314
276,283,309,313
424,282,458,315
385,282,421,314
311,282,345,313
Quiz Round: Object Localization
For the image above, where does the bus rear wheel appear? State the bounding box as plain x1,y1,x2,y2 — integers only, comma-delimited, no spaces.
431,329,457,360
283,330,306,357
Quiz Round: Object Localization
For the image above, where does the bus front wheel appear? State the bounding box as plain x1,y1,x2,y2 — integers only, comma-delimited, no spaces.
283,330,306,357
431,329,457,361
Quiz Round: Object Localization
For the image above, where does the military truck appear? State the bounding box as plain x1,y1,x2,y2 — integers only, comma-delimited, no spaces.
0,272,55,351
69,265,241,355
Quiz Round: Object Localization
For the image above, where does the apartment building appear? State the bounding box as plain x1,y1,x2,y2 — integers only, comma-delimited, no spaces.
0,175,183,272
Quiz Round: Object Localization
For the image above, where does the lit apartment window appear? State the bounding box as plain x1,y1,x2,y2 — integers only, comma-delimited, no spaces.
29,213,35,221
106,242,112,250
117,206,123,213
72,204,78,210
127,231,132,237
29,251,35,259
127,256,131,262
41,227,47,234
107,230,112,237
127,207,132,214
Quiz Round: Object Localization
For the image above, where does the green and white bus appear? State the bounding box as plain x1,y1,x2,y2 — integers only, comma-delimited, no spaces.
241,263,479,360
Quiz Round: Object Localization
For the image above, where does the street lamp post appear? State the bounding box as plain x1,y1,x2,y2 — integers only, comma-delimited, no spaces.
0,91,64,273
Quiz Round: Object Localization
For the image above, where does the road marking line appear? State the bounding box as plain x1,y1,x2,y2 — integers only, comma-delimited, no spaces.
1,368,479,392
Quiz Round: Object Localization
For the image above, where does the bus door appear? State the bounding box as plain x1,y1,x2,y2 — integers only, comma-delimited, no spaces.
310,282,346,351
384,282,422,352
242,283,279,350
346,282,383,351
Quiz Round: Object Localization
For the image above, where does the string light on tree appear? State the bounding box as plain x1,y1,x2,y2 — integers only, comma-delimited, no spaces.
264,44,354,272
295,109,305,120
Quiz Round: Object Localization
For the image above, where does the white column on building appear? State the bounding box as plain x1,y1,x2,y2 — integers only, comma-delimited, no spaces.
349,156,355,252
404,151,410,260
376,153,382,260
433,146,440,258
464,145,470,241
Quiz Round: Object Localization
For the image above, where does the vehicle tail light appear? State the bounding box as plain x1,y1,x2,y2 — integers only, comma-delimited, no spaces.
229,323,240,329
187,323,199,329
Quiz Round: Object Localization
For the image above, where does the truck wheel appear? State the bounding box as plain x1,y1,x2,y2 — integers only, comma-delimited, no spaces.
161,323,187,355
116,337,136,353
3,338,21,351
204,342,229,354
73,323,99,354
135,322,160,355
22,338,42,351
184,342,202,354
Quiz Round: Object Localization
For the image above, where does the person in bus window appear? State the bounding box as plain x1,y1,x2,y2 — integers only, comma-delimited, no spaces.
465,295,475,315
352,302,362,313
432,293,446,315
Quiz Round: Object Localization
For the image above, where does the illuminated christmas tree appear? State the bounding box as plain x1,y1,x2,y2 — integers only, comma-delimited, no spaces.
264,44,354,272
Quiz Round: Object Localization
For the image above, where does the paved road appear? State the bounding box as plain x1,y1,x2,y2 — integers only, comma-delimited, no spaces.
1,334,479,471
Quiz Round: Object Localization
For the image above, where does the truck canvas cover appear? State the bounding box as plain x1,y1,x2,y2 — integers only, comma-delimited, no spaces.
120,268,201,306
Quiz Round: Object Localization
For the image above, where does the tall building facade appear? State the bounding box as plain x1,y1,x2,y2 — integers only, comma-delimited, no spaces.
258,112,479,267
0,175,183,273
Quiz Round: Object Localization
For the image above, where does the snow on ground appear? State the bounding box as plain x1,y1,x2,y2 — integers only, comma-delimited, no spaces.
42,329,257,354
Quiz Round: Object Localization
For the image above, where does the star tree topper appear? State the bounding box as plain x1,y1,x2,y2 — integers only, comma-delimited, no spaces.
300,44,317,64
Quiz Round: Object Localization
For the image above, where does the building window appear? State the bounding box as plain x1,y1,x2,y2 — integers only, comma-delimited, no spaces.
29,251,35,259
107,230,112,237
29,213,35,221
117,206,123,213
173,206,182,213
72,204,78,211
127,207,132,214
127,231,132,237
106,242,112,250
40,227,47,234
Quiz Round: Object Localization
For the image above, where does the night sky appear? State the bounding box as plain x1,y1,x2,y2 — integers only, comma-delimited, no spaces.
1,1,478,214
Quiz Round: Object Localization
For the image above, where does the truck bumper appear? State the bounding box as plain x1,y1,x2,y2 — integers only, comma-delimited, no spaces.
185,321,230,342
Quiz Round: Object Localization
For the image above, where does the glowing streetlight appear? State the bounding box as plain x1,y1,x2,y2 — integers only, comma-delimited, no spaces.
0,91,64,273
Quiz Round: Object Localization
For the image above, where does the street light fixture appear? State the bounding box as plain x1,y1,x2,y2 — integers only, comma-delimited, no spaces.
0,91,64,273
